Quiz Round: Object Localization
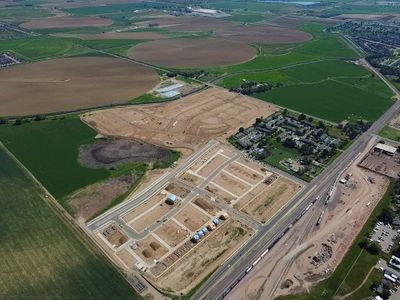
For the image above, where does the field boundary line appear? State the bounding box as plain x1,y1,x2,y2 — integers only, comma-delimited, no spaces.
337,266,375,300
330,249,364,300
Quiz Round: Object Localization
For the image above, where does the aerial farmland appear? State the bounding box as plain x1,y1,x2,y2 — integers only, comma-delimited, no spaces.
0,0,399,299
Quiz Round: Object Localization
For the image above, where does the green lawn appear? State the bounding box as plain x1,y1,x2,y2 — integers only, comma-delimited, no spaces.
277,180,395,300
0,146,138,299
255,78,393,123
344,269,383,300
380,125,400,142
0,117,109,201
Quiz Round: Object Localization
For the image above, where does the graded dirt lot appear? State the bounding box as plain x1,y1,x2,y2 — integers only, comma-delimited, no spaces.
241,177,302,223
130,201,175,233
225,162,264,185
152,219,253,294
212,171,252,197
122,193,165,224
79,138,170,168
197,154,228,178
174,203,210,232
206,183,237,204
21,16,113,29
0,57,159,116
133,235,169,264
135,16,311,44
154,219,189,247
129,38,256,68
116,249,137,269
53,32,167,40
82,88,278,156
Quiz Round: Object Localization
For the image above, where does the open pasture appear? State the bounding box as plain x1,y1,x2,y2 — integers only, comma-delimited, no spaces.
0,147,136,299
129,38,256,68
0,57,158,116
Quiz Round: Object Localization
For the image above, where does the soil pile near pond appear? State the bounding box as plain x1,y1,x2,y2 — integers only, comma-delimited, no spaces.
79,138,171,168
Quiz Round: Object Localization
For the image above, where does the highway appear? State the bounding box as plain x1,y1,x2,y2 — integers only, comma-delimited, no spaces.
191,71,400,300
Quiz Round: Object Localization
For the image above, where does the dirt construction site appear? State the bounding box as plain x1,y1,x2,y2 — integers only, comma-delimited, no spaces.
226,139,390,300
81,87,278,157
87,141,303,295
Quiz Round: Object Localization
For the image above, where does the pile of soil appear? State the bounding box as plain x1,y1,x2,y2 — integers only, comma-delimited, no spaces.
79,138,171,168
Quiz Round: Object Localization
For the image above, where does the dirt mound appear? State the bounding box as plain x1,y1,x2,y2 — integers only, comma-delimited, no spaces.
150,242,161,251
194,197,217,214
129,38,256,68
0,57,159,116
21,16,113,29
79,138,171,168
142,249,153,258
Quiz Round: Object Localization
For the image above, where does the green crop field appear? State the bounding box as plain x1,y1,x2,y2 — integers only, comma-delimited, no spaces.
380,126,400,142
0,117,109,201
255,78,393,123
283,60,369,82
0,36,148,61
212,24,359,75
0,36,88,60
0,8,51,21
0,146,138,299
220,60,369,88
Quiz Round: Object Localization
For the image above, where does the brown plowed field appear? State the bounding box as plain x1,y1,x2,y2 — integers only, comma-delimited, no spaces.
21,16,113,29
53,32,167,40
129,38,256,68
135,16,311,44
81,88,278,156
0,57,159,116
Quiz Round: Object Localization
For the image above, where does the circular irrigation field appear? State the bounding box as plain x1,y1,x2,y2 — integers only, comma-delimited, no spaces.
129,38,257,68
0,57,159,116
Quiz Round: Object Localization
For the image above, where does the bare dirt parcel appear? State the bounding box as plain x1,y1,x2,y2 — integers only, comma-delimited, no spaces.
0,146,138,299
0,57,159,116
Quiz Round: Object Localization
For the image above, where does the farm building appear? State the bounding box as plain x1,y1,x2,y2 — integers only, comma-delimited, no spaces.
374,143,397,156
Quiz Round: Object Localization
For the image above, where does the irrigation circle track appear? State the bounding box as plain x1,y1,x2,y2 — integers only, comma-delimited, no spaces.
129,38,257,68
0,57,159,116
